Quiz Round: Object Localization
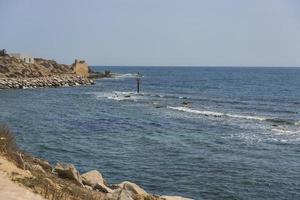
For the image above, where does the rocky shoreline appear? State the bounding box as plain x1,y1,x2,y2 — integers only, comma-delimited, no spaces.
0,125,193,200
0,75,94,89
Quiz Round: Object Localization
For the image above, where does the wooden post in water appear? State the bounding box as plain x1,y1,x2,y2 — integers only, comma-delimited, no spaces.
136,72,141,93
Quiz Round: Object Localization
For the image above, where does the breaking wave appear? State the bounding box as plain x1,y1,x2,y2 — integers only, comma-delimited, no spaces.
112,73,138,79
271,128,300,135
167,106,300,125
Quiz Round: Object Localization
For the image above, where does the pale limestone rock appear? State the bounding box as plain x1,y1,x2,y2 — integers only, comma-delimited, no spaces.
81,170,113,193
32,157,52,172
107,188,134,200
81,170,104,186
118,181,147,196
161,196,194,200
53,163,83,186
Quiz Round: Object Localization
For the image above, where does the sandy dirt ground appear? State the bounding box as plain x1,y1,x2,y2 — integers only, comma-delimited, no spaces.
0,155,45,200
0,172,45,200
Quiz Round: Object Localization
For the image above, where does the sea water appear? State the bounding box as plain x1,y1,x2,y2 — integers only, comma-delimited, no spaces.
1,67,300,199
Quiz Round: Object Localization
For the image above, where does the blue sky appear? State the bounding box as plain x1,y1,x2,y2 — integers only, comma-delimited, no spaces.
1,0,300,66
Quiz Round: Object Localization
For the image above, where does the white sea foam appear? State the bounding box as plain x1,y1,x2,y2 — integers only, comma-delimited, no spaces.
112,73,137,79
167,106,224,117
271,128,300,135
226,114,266,121
294,121,300,126
93,91,142,101
167,106,267,121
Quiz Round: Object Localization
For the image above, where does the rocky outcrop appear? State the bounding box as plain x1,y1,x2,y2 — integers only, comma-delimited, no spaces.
53,163,83,186
117,181,148,196
0,55,94,89
0,55,73,78
53,164,194,200
81,170,113,193
107,188,134,200
31,157,52,172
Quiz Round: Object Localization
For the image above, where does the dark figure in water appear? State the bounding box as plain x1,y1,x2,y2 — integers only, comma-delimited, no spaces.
136,72,141,93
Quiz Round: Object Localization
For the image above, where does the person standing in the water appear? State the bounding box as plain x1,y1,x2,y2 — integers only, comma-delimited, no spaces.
136,72,141,93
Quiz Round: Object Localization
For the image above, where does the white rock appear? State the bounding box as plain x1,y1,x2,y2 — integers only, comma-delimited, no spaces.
118,181,147,196
161,195,194,200
81,170,113,193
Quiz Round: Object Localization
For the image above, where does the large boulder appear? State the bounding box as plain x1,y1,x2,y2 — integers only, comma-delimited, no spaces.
53,163,83,186
81,170,113,193
118,181,147,196
161,196,194,200
81,170,104,186
107,188,134,200
32,157,52,172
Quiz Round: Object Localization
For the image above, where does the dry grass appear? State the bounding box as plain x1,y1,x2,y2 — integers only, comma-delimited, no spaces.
0,124,17,153
0,124,24,168
0,124,107,200
15,174,106,200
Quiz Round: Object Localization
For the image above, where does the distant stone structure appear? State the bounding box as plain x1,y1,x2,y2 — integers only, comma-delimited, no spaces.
72,59,89,77
0,49,7,56
9,53,34,64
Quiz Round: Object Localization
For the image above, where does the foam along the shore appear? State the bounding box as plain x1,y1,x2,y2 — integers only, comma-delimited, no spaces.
168,106,300,126
0,75,94,89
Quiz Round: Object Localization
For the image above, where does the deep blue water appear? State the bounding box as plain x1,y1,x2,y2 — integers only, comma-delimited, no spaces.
1,67,300,199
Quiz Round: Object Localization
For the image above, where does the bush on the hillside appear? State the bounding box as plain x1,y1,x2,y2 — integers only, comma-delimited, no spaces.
0,124,17,153
0,125,24,168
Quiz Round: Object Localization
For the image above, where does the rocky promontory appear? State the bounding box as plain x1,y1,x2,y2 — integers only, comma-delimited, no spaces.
0,54,94,89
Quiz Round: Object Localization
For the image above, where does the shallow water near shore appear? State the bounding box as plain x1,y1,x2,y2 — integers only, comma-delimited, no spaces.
1,67,300,199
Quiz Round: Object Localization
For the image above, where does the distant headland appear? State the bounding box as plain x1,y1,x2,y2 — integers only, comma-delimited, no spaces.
0,49,112,89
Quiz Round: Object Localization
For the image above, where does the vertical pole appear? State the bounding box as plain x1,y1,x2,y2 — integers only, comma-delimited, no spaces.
136,72,140,93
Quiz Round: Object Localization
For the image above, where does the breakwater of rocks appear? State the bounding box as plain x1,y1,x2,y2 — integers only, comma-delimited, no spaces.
0,75,94,89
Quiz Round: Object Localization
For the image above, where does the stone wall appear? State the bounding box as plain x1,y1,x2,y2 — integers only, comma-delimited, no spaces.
73,59,89,77
9,53,34,64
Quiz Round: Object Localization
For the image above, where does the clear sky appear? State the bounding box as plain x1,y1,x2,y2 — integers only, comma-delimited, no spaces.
1,0,300,66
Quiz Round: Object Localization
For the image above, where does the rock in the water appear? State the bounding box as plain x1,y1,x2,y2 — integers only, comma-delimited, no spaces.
161,196,194,200
81,170,113,193
118,181,147,196
53,163,83,186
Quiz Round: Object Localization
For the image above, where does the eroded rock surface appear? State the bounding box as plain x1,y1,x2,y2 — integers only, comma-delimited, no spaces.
81,170,113,193
118,181,148,196
53,163,83,186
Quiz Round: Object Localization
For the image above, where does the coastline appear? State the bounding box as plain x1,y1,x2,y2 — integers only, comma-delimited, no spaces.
0,55,102,89
0,126,192,200
0,55,193,199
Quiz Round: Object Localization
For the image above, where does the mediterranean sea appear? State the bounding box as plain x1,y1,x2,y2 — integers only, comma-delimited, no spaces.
1,67,300,199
